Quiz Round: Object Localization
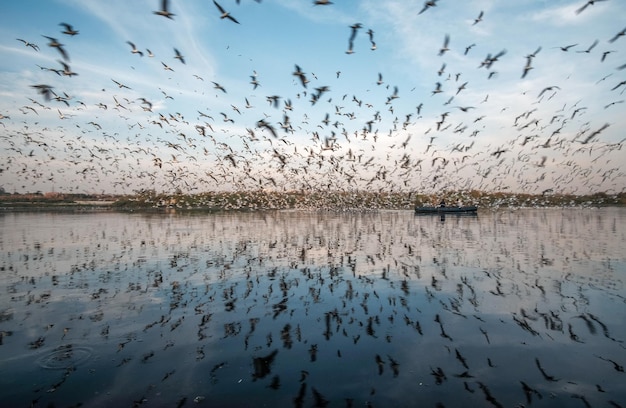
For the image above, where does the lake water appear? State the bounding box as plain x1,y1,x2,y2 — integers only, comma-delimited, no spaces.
0,208,625,407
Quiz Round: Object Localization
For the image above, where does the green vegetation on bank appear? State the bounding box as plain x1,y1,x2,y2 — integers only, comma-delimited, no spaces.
1,190,625,211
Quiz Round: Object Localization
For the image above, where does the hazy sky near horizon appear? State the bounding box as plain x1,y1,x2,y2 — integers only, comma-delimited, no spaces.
1,0,625,195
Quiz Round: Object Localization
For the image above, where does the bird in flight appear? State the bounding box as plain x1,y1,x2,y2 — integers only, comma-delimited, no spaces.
293,65,309,88
127,41,144,56
608,26,626,43
521,58,533,79
153,0,175,19
112,79,131,89
577,39,598,53
538,85,560,98
16,38,39,51
30,84,55,101
431,82,443,95
59,23,79,36
58,60,78,77
345,23,362,54
367,29,376,50
174,48,185,64
213,82,227,93
418,0,438,15
556,44,577,52
473,11,484,25
42,36,70,61
575,0,608,15
438,34,450,56
213,1,240,24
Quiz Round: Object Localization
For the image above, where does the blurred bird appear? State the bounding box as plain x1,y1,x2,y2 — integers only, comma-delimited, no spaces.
473,11,484,25
42,36,69,61
154,0,175,19
127,41,144,56
174,48,185,64
59,23,79,36
213,1,240,24
438,34,450,56
575,0,608,15
293,65,309,88
16,38,39,51
556,44,577,51
30,84,54,101
608,26,626,43
577,39,598,53
418,0,438,14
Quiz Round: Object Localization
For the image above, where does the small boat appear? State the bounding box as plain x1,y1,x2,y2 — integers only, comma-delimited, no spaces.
414,205,478,214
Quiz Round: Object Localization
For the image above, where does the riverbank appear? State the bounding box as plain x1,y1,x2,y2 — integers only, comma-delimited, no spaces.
1,190,625,211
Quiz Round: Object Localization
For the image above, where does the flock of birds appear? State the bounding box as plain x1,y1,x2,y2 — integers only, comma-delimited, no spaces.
1,0,626,199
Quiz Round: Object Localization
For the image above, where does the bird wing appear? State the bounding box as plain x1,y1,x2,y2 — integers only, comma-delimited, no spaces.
213,0,226,14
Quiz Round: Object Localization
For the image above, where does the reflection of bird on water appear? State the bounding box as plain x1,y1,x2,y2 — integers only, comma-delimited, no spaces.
252,349,278,380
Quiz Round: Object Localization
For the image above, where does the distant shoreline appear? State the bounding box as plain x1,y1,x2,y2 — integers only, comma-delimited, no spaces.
1,190,624,211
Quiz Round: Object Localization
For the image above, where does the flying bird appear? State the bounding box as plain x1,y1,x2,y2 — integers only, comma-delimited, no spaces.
30,84,55,101
575,0,608,15
345,23,362,54
293,65,309,88
127,41,144,56
367,29,376,50
520,46,541,79
112,79,131,89
556,43,577,52
473,11,484,25
580,123,610,144
213,1,240,24
250,74,260,89
42,36,69,61
464,43,476,55
153,0,175,19
418,0,438,15
479,49,506,69
431,82,443,95
16,38,39,51
608,26,626,43
174,48,185,64
438,34,450,56
611,80,626,91
213,82,227,93
257,119,278,138
577,39,598,53
521,58,534,79
538,85,560,98
600,50,616,62
58,60,78,77
526,46,542,59
59,23,79,36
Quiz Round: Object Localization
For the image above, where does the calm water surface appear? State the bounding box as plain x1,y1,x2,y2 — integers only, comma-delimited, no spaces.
0,209,625,407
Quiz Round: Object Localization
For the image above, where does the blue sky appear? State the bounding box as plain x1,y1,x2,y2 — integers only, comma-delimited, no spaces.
1,0,625,195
